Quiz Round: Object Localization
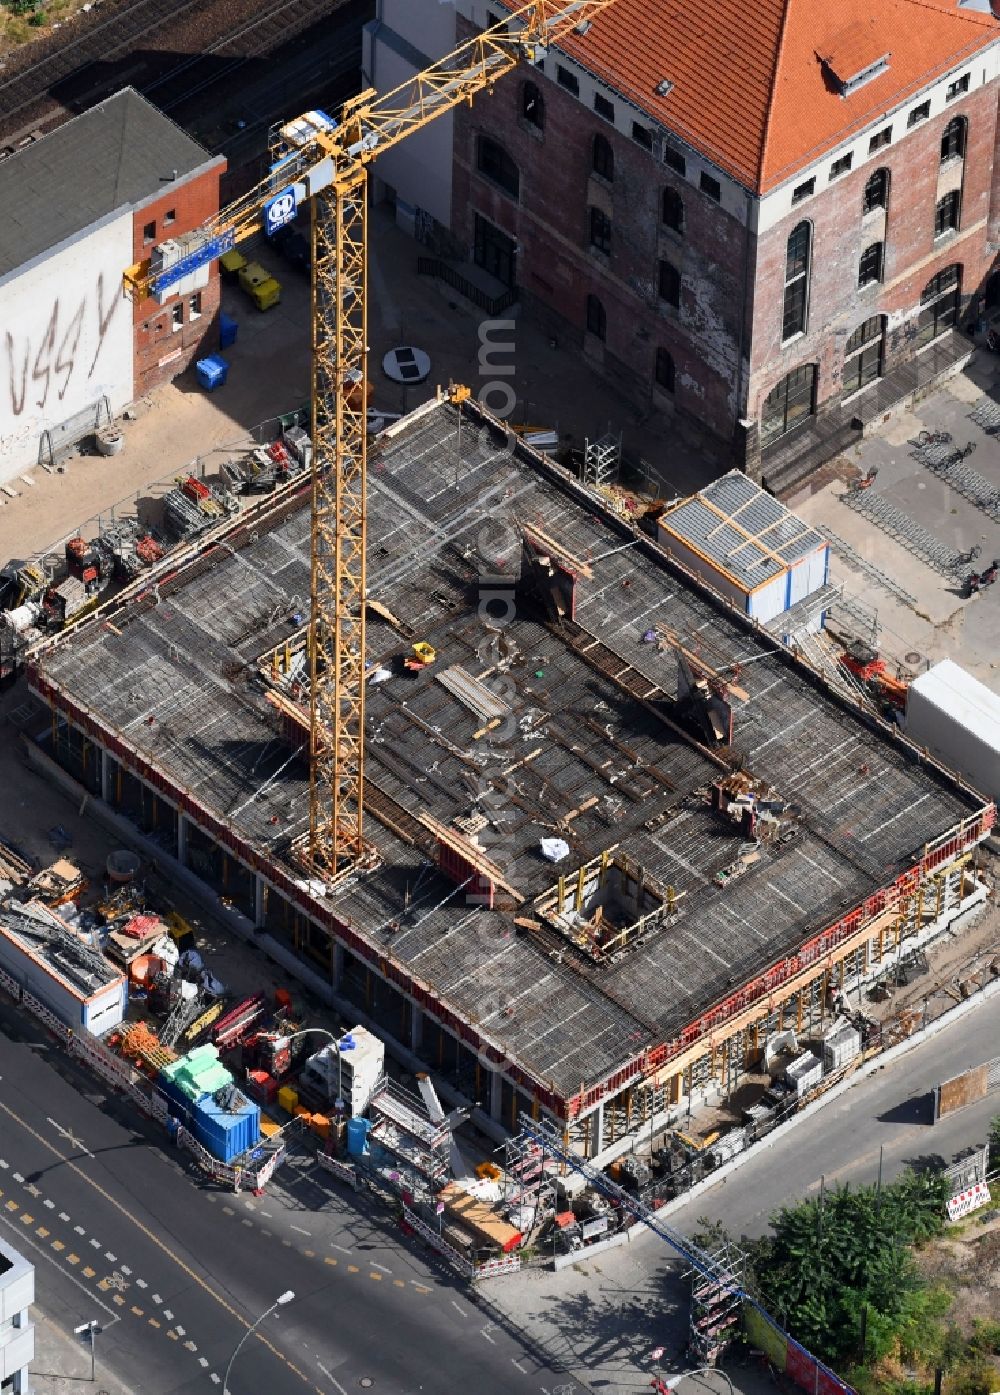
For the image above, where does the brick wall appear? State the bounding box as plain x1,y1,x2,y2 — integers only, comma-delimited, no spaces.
131,159,226,396
451,17,749,446
749,82,1000,423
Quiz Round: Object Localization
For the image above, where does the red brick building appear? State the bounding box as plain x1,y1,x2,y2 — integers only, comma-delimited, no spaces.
449,0,1000,485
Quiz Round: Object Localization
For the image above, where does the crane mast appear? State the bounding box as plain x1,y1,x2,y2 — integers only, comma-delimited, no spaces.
123,0,619,881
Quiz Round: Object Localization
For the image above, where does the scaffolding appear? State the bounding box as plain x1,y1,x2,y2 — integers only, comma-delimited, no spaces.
687,1241,748,1365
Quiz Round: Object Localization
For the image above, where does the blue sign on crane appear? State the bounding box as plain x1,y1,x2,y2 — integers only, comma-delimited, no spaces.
263,186,299,237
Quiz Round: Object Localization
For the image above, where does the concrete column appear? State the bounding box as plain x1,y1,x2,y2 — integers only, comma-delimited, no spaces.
100,746,110,803
410,1003,423,1054
589,1103,605,1159
177,812,189,867
489,1066,503,1123
331,941,345,992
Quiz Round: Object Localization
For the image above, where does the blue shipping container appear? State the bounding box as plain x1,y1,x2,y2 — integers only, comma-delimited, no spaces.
219,314,238,350
196,354,229,392
188,1091,261,1164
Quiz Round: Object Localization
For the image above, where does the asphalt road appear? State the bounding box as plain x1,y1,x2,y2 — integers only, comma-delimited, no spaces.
0,1003,578,1395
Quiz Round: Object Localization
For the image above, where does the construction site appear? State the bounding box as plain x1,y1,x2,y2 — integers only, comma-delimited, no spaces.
22,387,995,1168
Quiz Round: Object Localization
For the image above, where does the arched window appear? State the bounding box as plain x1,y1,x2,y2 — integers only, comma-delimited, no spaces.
477,136,519,199
940,116,967,163
782,221,811,340
862,168,889,216
661,187,684,233
858,242,884,287
658,259,681,308
522,81,544,129
592,133,614,181
589,206,612,254
761,365,817,448
843,315,885,399
586,293,607,341
916,264,961,346
935,191,960,237
654,347,675,392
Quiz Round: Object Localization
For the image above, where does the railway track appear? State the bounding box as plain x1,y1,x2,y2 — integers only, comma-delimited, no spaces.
0,0,367,146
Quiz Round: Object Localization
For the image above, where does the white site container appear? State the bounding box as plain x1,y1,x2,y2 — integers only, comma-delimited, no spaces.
784,1051,823,1098
0,914,126,1034
905,659,1000,806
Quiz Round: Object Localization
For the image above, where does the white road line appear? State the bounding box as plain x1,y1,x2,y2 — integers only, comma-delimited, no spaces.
89,1238,100,1249
370,1261,391,1274
175,1325,185,1336
451,1300,467,1317
58,1212,69,1222
73,1226,85,1235
0,1160,8,1170
511,1358,527,1373
136,1279,147,1289
152,1293,162,1304
199,1358,210,1368
42,1199,54,1209
290,1224,311,1236
210,1375,221,1385
163,1309,174,1321
120,1265,131,1275
104,1251,116,1261
260,1210,272,1218
317,1364,347,1395
0,1211,120,1325
333,1244,352,1254
24,1184,40,1197
12,1172,23,1182
481,1330,497,1345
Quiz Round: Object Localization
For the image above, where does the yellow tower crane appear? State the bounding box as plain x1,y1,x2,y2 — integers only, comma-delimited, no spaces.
123,0,618,881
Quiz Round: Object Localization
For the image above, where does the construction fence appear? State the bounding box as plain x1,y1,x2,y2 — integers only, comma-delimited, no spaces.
745,1304,856,1395
934,1053,1000,1122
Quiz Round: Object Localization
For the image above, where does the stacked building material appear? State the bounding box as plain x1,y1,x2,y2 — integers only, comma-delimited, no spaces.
121,1021,177,1076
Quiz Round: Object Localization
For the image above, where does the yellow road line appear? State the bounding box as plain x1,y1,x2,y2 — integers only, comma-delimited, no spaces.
66,1254,79,1266
82,1266,96,1279
51,1240,64,1252
324,1257,337,1266
131,1306,144,1317
19,1213,32,1224
148,1319,161,1330
36,1226,49,1238
0,1099,313,1390
393,1279,406,1287
112,1295,124,1307
4,1201,17,1211
347,1264,359,1273
167,1329,178,1341
369,1272,382,1281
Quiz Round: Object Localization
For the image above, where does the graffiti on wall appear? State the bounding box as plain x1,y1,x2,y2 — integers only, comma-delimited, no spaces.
3,271,121,418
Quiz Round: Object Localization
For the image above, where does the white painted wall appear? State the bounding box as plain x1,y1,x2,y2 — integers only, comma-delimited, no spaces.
366,0,458,231
0,211,134,483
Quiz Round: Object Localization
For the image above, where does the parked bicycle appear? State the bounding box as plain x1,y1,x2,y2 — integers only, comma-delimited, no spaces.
848,467,878,492
956,543,983,567
949,440,977,462
916,428,953,447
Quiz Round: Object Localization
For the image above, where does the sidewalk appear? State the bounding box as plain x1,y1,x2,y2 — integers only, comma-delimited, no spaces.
30,1306,133,1395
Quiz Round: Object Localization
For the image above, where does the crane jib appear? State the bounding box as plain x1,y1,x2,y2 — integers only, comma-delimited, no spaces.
152,229,238,296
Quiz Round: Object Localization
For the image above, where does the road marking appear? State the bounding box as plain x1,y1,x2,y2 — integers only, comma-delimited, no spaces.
163,1309,174,1321
51,1240,64,1252
480,1329,497,1345
120,1264,131,1275
451,1300,467,1316
241,1219,253,1228
317,1366,346,1395
135,1279,147,1289
89,1238,101,1248
82,1266,96,1278
323,1257,337,1266
67,1253,79,1265
222,1206,234,1216
4,1201,16,1211
131,1306,144,1317
152,1294,162,1304
36,1227,49,1238
333,1244,352,1254
347,1264,359,1273
58,1212,69,1222
42,1199,54,1209
19,1213,32,1224
73,1225,85,1235
175,1325,186,1336
199,1358,210,1368
0,1099,316,1390
46,1118,92,1158
370,1261,391,1274
411,1281,430,1293
148,1319,161,1329
0,1212,118,1325
184,1340,197,1352
511,1358,527,1373
112,1295,124,1307
24,1184,40,1197
12,1172,22,1182
368,1272,382,1281
290,1224,311,1236
393,1279,405,1287
260,1210,272,1218
105,1251,117,1261
167,1329,178,1341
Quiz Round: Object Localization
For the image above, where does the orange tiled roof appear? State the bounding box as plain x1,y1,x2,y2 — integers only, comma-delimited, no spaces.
507,0,997,193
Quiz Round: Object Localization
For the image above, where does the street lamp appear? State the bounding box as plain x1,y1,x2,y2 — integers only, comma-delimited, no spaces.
73,1320,99,1381
280,1027,356,1113
222,1290,294,1395
652,1369,737,1395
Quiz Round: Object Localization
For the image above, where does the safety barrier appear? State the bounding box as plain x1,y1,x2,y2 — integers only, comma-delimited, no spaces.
317,1153,360,1188
402,1204,474,1278
22,992,71,1042
0,966,21,1000
69,1028,141,1090
473,1253,522,1280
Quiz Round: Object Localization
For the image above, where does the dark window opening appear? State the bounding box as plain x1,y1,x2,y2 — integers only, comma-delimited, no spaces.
589,206,612,255
632,121,653,150
143,220,156,243
934,190,960,237
829,152,853,179
858,241,884,287
946,73,970,102
782,220,811,340
592,132,614,181
761,364,817,448
792,178,815,205
594,92,614,122
940,116,966,162
868,126,892,154
661,187,684,233
522,81,544,129
658,259,680,308
654,346,675,392
908,101,930,127
557,65,579,96
163,208,176,226
916,264,961,347
843,315,885,399
700,171,721,202
663,144,686,176
478,136,520,199
586,293,606,340
862,168,889,215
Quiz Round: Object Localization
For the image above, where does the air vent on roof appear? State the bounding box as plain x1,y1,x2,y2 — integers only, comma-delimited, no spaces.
823,51,890,97
820,23,890,98
655,78,673,97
